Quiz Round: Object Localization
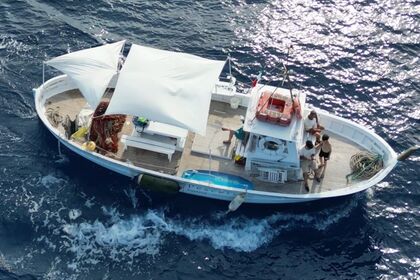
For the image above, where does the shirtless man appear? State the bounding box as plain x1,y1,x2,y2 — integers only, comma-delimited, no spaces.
315,134,332,181
304,110,324,144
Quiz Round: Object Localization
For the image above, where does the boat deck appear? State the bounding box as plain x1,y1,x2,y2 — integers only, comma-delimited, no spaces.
180,132,361,194
45,90,364,194
45,90,184,175
177,102,363,194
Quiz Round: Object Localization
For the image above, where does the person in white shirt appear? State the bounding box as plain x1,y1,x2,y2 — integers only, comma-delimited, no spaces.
299,140,317,192
304,110,324,144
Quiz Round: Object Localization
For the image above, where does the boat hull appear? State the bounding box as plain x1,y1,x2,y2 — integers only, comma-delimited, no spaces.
33,75,399,204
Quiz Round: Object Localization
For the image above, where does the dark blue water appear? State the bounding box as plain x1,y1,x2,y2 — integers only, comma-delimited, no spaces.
0,0,419,279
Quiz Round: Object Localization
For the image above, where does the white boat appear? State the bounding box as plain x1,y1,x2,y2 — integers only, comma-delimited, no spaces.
33,40,414,205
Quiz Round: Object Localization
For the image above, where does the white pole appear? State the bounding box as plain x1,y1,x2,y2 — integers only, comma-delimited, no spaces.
42,62,45,84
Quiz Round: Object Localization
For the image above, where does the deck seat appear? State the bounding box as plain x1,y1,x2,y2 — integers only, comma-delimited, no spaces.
121,134,176,161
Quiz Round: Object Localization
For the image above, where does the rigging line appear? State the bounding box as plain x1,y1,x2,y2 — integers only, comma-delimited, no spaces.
286,46,295,100
250,51,294,122
233,47,295,99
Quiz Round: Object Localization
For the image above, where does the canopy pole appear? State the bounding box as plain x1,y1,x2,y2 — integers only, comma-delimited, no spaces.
42,62,45,84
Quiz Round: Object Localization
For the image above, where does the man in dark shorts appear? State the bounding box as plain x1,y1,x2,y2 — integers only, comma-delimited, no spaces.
315,134,332,181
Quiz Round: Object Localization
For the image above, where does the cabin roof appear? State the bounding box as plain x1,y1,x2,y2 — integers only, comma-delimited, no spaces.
243,85,306,142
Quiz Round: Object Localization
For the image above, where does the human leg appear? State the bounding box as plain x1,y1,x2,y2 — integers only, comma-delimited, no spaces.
303,172,309,191
301,160,310,191
320,159,328,178
223,130,234,144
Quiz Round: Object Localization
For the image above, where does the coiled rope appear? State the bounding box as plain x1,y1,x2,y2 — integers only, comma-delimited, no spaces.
346,152,383,182
46,107,63,128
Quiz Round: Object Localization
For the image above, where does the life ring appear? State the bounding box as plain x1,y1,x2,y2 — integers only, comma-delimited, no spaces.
258,136,284,156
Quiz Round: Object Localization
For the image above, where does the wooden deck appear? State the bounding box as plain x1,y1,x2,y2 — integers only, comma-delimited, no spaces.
45,90,364,194
177,103,363,194
45,90,86,135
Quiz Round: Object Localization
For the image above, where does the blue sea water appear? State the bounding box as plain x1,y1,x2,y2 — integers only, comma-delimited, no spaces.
0,0,419,279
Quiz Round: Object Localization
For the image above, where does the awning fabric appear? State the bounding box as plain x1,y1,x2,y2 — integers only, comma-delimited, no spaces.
105,44,226,135
46,40,125,108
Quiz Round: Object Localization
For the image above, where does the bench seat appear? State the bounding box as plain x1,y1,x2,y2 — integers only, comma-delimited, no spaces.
121,134,176,161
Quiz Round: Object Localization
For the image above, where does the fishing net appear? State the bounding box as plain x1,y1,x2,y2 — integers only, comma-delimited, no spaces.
89,101,126,153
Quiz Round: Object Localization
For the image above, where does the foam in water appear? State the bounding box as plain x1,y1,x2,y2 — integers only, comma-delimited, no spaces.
62,207,165,270
84,198,95,208
123,188,138,209
40,174,67,188
59,199,359,272
29,197,44,213
69,209,82,220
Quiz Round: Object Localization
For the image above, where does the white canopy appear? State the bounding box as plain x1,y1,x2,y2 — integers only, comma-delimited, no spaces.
105,44,226,135
46,40,125,108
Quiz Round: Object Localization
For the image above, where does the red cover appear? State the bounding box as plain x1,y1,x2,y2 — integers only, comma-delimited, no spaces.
255,91,294,126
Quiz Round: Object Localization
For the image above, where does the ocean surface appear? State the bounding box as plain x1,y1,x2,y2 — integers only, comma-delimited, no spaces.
0,0,419,279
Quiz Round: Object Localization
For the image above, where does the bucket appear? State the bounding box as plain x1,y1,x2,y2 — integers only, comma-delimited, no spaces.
230,97,240,109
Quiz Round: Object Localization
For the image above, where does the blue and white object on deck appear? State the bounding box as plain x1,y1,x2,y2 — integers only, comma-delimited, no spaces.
182,170,254,190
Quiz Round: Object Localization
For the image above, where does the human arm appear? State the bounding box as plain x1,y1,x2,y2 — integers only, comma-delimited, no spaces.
315,115,319,126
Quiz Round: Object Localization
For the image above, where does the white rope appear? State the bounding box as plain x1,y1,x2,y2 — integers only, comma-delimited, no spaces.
46,107,63,127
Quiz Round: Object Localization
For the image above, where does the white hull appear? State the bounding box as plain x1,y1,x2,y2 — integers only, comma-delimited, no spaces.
34,75,398,204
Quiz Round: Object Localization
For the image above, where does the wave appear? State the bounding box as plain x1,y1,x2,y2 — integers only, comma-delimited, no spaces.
56,198,359,272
